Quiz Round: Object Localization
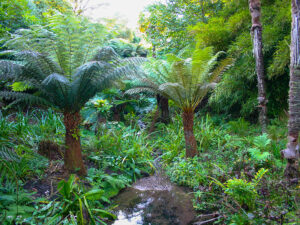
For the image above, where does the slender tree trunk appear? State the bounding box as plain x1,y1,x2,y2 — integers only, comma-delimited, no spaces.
182,110,197,158
152,45,156,58
157,94,170,124
249,0,268,133
63,111,87,176
281,0,300,179
200,0,205,22
149,108,159,134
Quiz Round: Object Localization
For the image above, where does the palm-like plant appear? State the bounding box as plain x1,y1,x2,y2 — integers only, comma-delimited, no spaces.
0,48,143,175
127,47,232,157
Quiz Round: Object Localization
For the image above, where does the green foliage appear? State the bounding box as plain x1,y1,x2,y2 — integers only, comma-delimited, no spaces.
108,39,148,58
212,168,268,210
127,48,232,112
227,118,250,135
87,168,131,200
191,0,291,118
248,148,270,163
3,13,108,77
0,0,39,35
0,112,54,186
149,114,297,222
15,174,117,225
0,46,144,114
82,96,112,128
248,134,272,167
33,0,73,17
192,17,232,52
10,82,30,92
81,88,153,130
0,185,37,224
84,122,154,181
53,174,116,224
139,0,222,54
167,157,208,187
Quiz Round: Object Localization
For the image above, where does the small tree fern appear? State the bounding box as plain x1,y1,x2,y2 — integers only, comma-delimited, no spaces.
127,47,232,157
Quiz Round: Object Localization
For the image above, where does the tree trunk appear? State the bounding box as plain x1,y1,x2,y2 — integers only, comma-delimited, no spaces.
152,45,156,58
149,108,159,134
63,111,87,176
249,0,268,133
182,111,197,158
281,0,300,179
157,94,170,124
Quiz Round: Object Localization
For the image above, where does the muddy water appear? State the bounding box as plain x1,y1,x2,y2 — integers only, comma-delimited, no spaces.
110,169,196,225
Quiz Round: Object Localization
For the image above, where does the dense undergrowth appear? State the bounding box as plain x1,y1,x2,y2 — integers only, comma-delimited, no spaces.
0,108,298,224
151,114,299,224
0,109,154,224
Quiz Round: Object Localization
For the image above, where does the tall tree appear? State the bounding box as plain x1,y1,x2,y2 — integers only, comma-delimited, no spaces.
191,0,290,119
281,0,300,179
127,48,232,157
139,0,222,55
249,0,267,132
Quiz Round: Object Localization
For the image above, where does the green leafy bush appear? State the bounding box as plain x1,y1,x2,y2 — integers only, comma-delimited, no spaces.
248,134,272,166
212,168,268,210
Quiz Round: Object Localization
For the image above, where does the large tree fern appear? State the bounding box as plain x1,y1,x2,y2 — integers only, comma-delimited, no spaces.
0,47,143,175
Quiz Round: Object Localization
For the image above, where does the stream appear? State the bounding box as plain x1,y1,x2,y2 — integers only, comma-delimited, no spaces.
109,159,196,225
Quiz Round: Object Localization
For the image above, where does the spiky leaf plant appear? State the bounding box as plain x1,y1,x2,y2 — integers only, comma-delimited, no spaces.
127,47,232,157
0,47,143,175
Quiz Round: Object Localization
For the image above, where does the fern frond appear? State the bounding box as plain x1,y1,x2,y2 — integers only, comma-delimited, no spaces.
125,87,157,95
0,147,20,163
0,91,53,108
253,168,268,186
206,57,234,83
0,50,18,59
41,73,70,108
0,147,20,185
92,46,121,63
127,48,231,111
0,60,23,80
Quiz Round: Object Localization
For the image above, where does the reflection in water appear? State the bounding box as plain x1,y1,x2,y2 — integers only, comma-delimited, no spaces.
112,198,154,225
110,173,196,225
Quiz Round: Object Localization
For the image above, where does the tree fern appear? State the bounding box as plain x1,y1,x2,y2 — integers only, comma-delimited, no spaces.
0,46,143,174
127,47,233,157
127,47,233,111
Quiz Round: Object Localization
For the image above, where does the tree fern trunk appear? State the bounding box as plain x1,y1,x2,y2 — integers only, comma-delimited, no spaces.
182,111,197,158
149,108,159,134
157,94,170,124
282,0,300,179
63,111,86,176
249,0,268,133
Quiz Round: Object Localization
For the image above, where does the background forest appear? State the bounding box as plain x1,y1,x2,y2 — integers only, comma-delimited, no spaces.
0,0,299,224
